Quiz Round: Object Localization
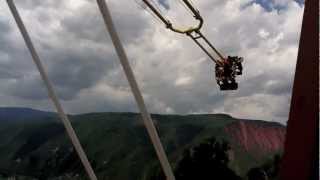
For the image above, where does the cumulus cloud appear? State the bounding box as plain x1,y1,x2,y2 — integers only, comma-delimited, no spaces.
0,0,304,124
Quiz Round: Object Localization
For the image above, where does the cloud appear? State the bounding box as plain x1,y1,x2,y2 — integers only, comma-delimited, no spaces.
0,0,304,124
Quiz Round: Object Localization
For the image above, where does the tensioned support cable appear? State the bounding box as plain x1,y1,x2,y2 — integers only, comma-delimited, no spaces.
6,1,98,179
95,0,176,180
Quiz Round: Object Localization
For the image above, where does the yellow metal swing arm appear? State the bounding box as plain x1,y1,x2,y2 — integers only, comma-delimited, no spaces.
141,0,226,66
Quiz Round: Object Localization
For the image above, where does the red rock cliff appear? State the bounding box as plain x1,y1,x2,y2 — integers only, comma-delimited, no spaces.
225,120,286,156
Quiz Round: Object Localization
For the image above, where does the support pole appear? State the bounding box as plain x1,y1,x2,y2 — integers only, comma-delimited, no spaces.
95,1,175,180
182,0,201,19
188,33,220,64
196,31,225,61
142,0,171,27
280,0,318,179
6,1,97,180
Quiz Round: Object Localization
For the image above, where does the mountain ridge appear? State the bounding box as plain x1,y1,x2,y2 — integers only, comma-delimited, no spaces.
0,107,286,179
0,107,284,124
0,107,56,122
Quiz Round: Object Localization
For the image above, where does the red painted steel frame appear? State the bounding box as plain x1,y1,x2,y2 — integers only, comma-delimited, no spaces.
280,0,319,179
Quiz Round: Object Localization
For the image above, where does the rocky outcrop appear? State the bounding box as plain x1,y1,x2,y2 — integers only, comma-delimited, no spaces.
225,120,286,157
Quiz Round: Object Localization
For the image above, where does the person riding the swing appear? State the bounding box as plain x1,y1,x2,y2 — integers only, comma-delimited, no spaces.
215,56,240,90
228,56,243,75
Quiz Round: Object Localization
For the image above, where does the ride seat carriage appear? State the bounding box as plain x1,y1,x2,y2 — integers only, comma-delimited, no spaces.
215,56,243,90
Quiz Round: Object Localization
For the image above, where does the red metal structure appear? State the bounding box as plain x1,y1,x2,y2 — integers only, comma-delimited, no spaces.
280,0,319,179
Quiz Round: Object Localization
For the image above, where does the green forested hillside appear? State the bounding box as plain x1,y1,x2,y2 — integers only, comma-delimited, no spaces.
0,112,285,179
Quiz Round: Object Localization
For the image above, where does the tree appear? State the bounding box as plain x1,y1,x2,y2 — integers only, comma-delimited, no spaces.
247,168,268,180
174,137,242,180
248,153,282,180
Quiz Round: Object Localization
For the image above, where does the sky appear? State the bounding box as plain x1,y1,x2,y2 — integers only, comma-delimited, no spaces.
0,0,304,124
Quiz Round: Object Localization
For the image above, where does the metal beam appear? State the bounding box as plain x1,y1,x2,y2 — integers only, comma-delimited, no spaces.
6,1,97,179
95,0,176,180
280,0,318,179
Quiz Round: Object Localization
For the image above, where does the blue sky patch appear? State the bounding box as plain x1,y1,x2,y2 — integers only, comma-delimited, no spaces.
244,0,304,12
158,0,170,10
